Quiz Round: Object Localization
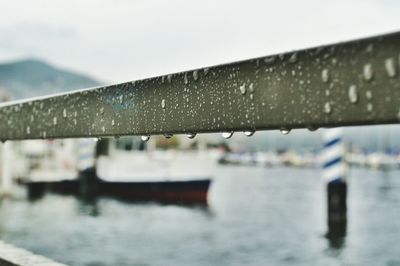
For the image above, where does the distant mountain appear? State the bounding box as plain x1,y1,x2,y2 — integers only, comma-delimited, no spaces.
0,58,100,100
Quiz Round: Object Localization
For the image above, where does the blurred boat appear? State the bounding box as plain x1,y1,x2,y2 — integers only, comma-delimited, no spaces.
94,137,214,203
15,136,217,203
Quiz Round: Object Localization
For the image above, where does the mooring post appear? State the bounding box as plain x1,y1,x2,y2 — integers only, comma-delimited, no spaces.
322,128,347,245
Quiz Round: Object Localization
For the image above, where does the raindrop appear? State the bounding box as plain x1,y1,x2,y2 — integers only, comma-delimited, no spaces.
53,117,57,125
203,68,209,76
141,135,150,142
167,74,172,83
193,70,199,81
239,84,246,95
288,52,298,63
244,130,255,137
363,63,373,81
385,58,396,77
366,91,372,99
366,44,374,53
161,99,166,109
186,133,196,139
324,102,332,114
307,126,318,132
222,132,234,139
111,120,115,126
63,109,67,118
348,85,358,103
164,133,173,139
367,103,373,112
280,128,291,135
26,126,31,134
249,83,255,93
264,56,275,64
184,73,189,84
322,69,329,83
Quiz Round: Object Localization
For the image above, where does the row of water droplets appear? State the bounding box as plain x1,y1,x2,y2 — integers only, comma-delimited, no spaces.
138,128,298,142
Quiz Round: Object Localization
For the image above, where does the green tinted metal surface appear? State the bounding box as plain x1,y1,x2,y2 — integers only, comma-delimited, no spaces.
1,32,400,140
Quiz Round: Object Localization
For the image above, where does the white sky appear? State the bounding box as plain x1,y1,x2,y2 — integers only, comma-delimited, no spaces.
0,0,399,84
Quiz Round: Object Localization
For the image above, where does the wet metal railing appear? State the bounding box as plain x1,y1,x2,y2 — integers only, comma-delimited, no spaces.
1,31,400,141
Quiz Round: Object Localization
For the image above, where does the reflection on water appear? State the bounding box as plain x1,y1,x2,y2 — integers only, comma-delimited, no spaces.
0,167,399,266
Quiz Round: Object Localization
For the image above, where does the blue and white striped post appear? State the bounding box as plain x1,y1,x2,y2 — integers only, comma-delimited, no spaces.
322,128,347,242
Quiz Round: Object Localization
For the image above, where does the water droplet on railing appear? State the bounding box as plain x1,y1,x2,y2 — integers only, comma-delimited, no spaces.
322,69,329,83
222,132,234,139
244,130,255,137
161,99,166,109
164,133,173,139
239,84,246,95
280,128,291,135
288,52,298,63
184,73,188,84
141,135,150,142
167,74,172,83
186,133,196,139
367,103,373,112
264,56,275,64
193,70,199,81
324,102,332,114
307,126,318,132
249,83,255,93
385,58,396,77
348,85,358,103
363,63,373,81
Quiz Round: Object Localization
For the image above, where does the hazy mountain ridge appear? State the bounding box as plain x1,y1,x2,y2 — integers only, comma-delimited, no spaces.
0,58,100,100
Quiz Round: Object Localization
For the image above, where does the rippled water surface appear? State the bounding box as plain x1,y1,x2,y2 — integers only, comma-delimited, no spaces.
0,166,399,266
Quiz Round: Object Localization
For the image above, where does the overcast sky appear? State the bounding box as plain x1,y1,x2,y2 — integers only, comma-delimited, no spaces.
0,0,399,84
